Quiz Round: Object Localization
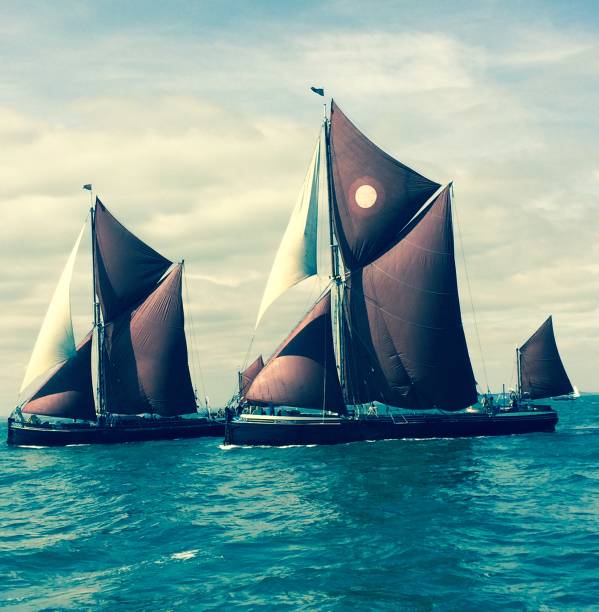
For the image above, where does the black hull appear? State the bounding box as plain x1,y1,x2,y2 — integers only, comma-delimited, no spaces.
7,419,225,447
224,410,558,447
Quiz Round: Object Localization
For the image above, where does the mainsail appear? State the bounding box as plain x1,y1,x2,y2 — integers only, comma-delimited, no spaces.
93,201,197,416
17,198,200,421
246,291,345,413
102,264,197,415
243,102,477,415
20,224,86,393
343,185,477,410
329,101,440,270
22,333,96,420
255,134,321,327
240,355,264,397
94,199,172,322
519,316,573,400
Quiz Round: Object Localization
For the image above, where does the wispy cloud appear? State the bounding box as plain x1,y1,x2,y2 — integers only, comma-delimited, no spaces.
1,2,598,411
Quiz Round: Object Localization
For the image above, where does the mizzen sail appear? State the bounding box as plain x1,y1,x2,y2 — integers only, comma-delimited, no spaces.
20,224,86,393
329,101,440,270
247,291,345,413
255,134,321,327
519,316,573,400
343,185,477,410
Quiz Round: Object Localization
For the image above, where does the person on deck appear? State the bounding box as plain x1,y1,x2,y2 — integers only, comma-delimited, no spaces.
510,392,518,410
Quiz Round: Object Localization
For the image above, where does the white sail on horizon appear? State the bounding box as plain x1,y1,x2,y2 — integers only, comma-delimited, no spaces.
20,223,86,393
255,132,322,328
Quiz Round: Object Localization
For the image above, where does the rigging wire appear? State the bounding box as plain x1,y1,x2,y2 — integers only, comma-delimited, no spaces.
241,333,256,374
507,356,517,393
182,264,209,413
322,311,327,421
451,184,490,393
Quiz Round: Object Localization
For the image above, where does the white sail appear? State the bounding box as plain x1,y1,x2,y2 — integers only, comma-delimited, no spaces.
255,132,322,327
20,223,86,393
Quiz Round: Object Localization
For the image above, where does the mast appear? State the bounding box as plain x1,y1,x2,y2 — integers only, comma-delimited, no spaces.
516,347,522,399
324,105,345,402
90,193,105,416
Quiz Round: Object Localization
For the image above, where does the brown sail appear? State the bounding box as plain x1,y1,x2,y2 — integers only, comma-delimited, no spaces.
103,264,197,416
240,355,264,397
94,198,172,322
329,101,440,270
519,316,573,400
343,186,477,410
22,333,96,420
246,292,345,413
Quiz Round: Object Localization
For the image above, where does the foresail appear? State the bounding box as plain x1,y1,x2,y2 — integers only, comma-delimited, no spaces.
94,199,172,322
255,133,321,327
329,101,440,270
20,223,86,393
247,291,345,413
343,186,477,411
22,332,96,420
519,316,573,400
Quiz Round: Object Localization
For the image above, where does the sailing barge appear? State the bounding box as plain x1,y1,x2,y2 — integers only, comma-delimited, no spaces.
8,197,223,446
225,99,566,447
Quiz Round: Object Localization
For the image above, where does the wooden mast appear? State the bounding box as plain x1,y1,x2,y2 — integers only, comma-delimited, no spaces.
89,192,105,417
324,103,346,406
516,347,522,400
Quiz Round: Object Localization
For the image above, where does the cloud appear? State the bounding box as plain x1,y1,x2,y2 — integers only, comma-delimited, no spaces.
1,7,598,413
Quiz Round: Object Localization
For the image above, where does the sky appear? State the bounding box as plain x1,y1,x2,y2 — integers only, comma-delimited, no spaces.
1,0,598,414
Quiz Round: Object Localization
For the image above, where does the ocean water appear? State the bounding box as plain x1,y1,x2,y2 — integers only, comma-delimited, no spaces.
1,400,598,611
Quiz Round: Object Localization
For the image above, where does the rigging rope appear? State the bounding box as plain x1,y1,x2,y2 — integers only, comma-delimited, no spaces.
451,185,490,392
183,265,209,413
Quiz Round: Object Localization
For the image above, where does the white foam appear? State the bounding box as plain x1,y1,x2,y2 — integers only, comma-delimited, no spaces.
171,550,198,561
219,443,319,450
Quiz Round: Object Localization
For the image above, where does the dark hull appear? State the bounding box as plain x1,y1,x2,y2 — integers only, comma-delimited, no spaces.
224,410,558,447
7,419,225,447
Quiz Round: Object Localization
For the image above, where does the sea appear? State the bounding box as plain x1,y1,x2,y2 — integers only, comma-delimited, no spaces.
1,399,598,611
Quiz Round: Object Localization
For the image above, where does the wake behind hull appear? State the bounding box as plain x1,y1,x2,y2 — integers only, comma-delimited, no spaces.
224,410,558,447
7,418,225,447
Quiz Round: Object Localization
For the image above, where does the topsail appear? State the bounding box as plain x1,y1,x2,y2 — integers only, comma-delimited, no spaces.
255,134,321,327
20,224,86,393
329,101,440,270
94,199,172,322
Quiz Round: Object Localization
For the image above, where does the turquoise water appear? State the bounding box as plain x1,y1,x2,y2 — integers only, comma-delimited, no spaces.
1,399,598,610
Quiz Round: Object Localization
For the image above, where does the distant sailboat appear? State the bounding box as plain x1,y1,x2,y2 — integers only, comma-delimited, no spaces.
225,99,558,446
8,197,224,446
515,316,576,402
